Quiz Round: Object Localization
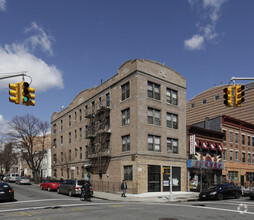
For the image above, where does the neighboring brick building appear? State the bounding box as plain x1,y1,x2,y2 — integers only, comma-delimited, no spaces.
193,115,254,187
187,83,254,125
51,59,187,193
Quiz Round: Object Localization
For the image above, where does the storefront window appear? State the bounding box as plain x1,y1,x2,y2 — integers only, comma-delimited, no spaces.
228,171,238,181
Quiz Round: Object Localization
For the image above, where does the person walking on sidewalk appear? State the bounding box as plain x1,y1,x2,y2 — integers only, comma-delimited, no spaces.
121,180,127,197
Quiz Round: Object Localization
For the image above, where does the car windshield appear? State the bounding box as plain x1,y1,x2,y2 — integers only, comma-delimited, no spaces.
207,186,219,191
0,183,10,190
78,180,86,185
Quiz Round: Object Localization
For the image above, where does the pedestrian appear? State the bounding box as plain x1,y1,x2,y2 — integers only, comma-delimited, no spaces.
121,180,127,197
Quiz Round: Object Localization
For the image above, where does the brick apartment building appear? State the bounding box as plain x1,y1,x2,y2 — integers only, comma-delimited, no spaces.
193,115,254,187
51,59,187,193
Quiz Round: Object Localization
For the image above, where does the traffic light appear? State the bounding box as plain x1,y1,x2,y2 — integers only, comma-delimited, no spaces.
21,81,35,106
234,84,245,107
9,83,20,104
223,86,233,107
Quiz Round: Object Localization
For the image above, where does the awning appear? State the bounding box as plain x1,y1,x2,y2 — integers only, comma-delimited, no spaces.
208,142,216,151
217,143,224,151
195,139,200,148
200,140,209,149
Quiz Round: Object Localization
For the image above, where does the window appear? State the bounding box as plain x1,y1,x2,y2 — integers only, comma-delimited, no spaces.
148,108,161,126
54,169,57,178
122,135,130,152
53,139,56,149
191,103,195,108
61,152,63,162
124,165,133,181
215,95,219,100
148,81,160,100
230,150,233,162
85,105,88,116
167,138,178,154
53,154,57,164
235,151,239,162
80,147,82,159
53,124,56,134
242,134,245,145
228,171,238,181
60,120,63,131
248,153,251,164
253,153,254,165
106,93,110,107
74,111,77,121
121,82,130,101
242,152,246,163
75,130,77,139
77,167,80,176
248,136,251,146
223,149,227,161
75,148,78,157
148,135,161,152
223,130,226,141
202,99,207,104
79,109,82,121
122,108,130,126
69,132,71,144
166,88,178,105
79,128,82,140
167,113,178,129
235,133,238,144
230,131,233,143
69,115,71,127
92,101,95,114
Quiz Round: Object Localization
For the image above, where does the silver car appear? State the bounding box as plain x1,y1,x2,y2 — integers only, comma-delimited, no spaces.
57,179,87,197
16,176,31,185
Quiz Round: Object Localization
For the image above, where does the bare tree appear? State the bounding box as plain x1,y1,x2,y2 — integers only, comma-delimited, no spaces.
8,114,49,183
0,142,17,174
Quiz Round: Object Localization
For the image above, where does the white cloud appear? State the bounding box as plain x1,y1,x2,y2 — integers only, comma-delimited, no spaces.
184,0,227,50
184,34,204,50
25,22,54,56
0,114,9,135
0,22,64,92
0,0,6,11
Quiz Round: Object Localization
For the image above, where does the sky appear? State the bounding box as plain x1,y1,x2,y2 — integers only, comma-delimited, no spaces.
0,0,254,133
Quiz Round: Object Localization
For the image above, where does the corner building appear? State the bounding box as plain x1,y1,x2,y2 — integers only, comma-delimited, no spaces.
51,59,187,193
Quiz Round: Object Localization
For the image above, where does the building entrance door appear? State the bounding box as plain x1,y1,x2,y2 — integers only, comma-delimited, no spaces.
241,175,244,186
148,165,161,192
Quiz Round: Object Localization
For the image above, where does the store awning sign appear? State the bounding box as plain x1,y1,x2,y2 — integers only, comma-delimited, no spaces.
187,159,224,170
217,143,224,151
208,142,216,151
200,141,209,149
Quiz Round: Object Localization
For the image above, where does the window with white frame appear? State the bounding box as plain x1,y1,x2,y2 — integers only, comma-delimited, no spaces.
235,133,238,144
235,151,239,162
166,88,178,105
230,150,233,162
148,135,161,152
230,131,233,143
242,134,245,145
242,152,246,163
223,149,227,161
167,138,178,154
148,81,160,100
148,108,161,126
248,153,251,164
122,108,130,126
167,112,178,129
248,136,251,146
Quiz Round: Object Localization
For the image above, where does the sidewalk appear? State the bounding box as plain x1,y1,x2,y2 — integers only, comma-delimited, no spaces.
93,191,199,203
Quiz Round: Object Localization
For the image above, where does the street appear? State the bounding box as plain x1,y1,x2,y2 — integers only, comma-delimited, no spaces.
0,183,254,220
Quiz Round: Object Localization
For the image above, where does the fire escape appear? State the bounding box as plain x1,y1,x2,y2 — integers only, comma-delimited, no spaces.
85,100,111,177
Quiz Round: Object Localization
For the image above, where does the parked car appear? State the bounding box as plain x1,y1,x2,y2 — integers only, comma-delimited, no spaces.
5,173,19,183
249,186,254,200
16,176,31,185
40,180,60,191
199,183,242,200
0,182,14,202
57,179,93,197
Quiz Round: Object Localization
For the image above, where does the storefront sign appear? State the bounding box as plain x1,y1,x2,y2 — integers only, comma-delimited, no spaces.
187,159,224,170
190,135,196,155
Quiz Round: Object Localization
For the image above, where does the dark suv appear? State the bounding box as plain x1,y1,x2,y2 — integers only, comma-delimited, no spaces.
57,179,93,197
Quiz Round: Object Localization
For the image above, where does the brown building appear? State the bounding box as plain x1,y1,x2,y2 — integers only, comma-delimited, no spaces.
193,115,254,187
187,83,254,125
51,59,187,193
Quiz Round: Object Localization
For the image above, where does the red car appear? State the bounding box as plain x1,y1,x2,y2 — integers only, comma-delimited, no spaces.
40,180,60,191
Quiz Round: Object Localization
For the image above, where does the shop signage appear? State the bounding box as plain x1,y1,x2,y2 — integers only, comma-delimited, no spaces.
187,159,224,170
190,135,196,155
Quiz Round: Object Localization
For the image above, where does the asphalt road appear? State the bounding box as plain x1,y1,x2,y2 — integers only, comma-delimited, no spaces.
0,183,254,220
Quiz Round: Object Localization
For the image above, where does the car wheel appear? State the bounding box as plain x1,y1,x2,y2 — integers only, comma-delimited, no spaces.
57,188,61,194
68,190,72,197
217,193,223,200
235,192,241,199
48,187,51,192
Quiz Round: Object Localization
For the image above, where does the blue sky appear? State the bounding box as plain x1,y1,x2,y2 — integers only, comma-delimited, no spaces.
0,0,254,132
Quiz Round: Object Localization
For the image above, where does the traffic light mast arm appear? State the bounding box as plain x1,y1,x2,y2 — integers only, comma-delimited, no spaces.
0,72,27,81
